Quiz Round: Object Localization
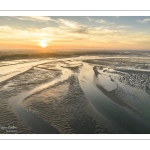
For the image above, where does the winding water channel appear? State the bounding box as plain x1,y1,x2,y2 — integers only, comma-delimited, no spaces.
10,64,72,133
5,58,150,133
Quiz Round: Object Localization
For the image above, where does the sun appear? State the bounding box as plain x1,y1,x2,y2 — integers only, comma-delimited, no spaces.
39,40,48,48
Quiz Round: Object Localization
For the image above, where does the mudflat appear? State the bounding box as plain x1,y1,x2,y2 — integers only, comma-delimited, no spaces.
1,52,150,134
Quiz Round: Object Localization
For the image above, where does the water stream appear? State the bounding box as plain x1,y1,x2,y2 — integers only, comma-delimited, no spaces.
10,64,72,133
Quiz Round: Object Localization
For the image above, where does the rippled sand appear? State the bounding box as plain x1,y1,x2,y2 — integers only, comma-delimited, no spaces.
1,55,150,134
0,64,61,133
22,73,108,133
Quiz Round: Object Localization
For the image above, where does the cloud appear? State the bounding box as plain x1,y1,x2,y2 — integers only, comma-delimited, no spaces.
117,26,133,28
86,17,93,21
96,19,107,24
86,17,106,24
0,25,11,30
58,19,86,29
57,19,88,34
0,20,150,50
86,17,114,25
137,18,150,24
11,16,57,22
58,19,80,28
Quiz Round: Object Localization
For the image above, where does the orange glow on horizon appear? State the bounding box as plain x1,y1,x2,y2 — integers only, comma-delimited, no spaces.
0,16,150,51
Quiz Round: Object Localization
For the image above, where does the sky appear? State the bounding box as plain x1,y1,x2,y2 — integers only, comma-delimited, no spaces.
0,16,150,51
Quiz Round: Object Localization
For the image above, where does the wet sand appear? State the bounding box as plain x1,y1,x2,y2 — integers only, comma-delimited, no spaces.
1,56,150,134
0,61,62,133
22,74,108,134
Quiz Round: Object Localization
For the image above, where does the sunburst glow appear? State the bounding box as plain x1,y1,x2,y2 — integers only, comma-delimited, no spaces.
39,40,47,48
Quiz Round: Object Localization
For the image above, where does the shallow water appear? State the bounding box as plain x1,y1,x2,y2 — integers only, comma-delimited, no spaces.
12,91,60,134
78,62,150,133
